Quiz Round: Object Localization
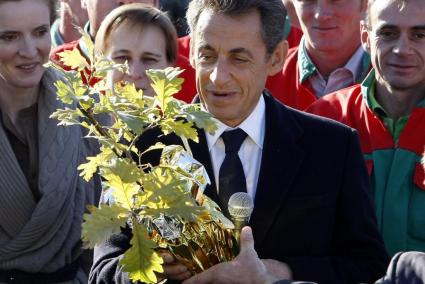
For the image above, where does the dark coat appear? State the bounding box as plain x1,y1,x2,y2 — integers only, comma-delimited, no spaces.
89,93,389,284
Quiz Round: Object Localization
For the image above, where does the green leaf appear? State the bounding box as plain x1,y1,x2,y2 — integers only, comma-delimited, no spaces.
116,111,147,136
78,27,95,64
55,80,76,105
120,222,164,283
82,204,128,249
115,83,144,106
105,158,143,184
103,173,140,210
160,119,198,142
148,67,184,113
180,104,218,135
78,148,114,181
93,58,126,79
139,167,206,222
50,108,83,126
140,142,166,157
79,96,95,111
58,48,89,71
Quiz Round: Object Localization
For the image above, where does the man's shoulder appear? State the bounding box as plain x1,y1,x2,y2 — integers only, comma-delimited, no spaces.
265,92,355,139
306,84,364,120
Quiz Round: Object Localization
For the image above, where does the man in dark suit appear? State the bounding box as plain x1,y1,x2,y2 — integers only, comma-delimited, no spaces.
89,0,389,283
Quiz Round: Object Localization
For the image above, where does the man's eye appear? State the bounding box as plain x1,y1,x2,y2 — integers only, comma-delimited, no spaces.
412,31,425,41
199,54,215,62
377,30,398,40
233,57,248,64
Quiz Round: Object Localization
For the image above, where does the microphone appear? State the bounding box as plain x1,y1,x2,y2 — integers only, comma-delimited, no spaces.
228,192,254,246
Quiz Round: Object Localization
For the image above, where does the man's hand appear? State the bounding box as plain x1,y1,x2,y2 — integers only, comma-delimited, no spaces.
182,226,291,284
262,259,292,280
156,251,192,281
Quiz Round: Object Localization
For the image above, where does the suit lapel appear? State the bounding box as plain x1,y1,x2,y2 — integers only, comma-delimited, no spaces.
249,93,305,246
189,129,219,203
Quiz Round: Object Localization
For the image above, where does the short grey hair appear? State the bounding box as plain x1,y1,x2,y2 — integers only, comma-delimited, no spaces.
186,0,287,55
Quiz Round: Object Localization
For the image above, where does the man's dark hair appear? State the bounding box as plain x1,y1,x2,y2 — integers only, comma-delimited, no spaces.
186,0,287,55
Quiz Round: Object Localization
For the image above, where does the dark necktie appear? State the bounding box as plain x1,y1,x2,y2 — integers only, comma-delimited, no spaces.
218,128,248,217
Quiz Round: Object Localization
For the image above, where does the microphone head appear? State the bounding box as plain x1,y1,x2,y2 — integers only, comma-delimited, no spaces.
228,192,254,219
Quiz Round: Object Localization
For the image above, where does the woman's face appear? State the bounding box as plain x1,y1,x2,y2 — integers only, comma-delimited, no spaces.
107,22,171,97
0,0,51,89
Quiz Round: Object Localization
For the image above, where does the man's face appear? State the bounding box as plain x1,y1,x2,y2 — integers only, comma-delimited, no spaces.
292,0,364,54
81,0,159,37
190,9,286,127
362,0,425,91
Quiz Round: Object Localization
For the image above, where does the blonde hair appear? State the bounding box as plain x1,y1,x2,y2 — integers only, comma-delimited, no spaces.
95,3,177,64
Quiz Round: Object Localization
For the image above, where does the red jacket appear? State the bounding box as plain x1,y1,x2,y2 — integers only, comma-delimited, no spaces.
286,27,303,49
50,39,197,103
266,47,316,110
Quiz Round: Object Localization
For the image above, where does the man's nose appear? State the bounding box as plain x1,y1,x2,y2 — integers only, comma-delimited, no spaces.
393,34,414,56
209,59,231,87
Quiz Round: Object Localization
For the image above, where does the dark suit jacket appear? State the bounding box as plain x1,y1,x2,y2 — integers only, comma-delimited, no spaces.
89,92,389,284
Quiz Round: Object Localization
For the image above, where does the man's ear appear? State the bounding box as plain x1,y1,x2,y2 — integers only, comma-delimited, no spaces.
267,40,288,76
360,20,371,53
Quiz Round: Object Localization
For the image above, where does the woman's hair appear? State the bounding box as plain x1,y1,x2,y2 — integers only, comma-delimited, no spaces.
95,3,178,64
0,0,57,24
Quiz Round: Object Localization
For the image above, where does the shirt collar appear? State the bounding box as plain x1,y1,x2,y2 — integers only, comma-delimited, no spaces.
298,37,367,84
362,69,425,113
298,37,317,83
205,95,266,151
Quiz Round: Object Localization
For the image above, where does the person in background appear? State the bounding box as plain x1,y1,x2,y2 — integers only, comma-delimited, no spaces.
267,0,370,111
50,0,196,102
95,3,177,97
282,0,303,48
50,0,89,47
160,0,190,37
308,0,425,257
0,0,101,282
89,0,389,283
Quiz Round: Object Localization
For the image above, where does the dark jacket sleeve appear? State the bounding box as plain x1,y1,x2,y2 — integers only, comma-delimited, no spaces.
284,129,389,283
375,251,425,284
89,226,133,284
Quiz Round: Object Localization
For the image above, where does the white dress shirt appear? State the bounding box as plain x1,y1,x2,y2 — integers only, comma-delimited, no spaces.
205,95,266,201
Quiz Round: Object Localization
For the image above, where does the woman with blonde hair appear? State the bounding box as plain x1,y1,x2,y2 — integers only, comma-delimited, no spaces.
0,0,100,282
95,3,178,97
